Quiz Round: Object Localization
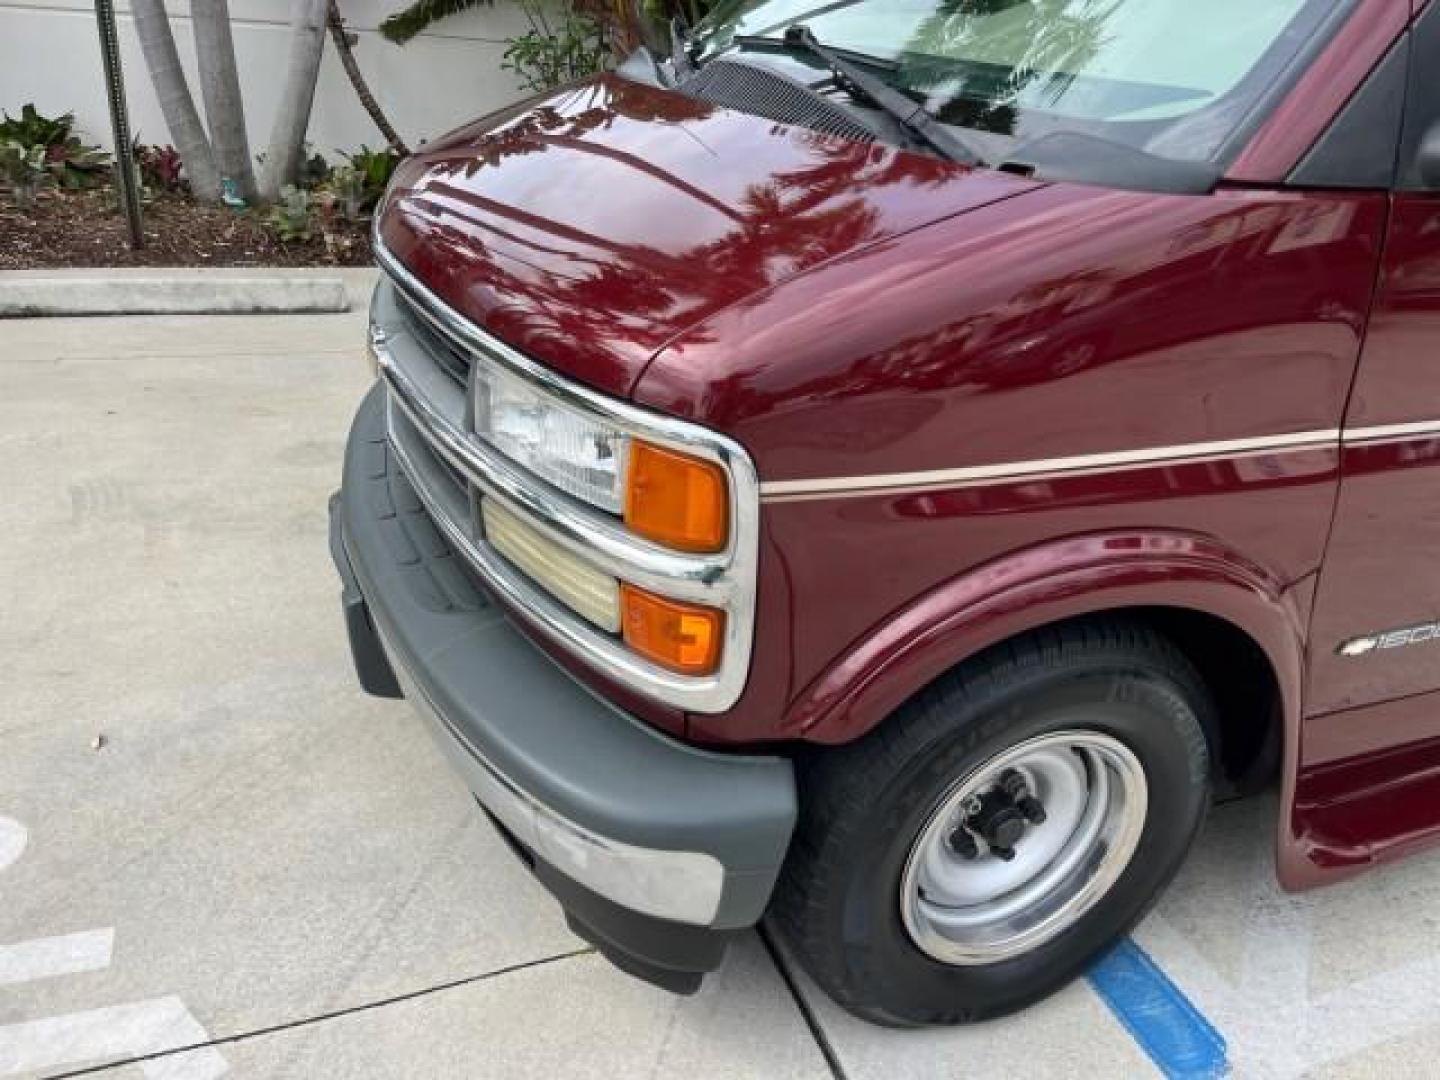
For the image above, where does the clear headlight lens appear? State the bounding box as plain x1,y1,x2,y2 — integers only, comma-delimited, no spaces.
475,363,628,512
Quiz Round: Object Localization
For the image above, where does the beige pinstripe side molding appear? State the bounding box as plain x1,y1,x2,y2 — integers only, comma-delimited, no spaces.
759,422,1440,502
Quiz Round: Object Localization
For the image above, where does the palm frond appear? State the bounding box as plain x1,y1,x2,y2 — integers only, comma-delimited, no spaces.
379,0,493,45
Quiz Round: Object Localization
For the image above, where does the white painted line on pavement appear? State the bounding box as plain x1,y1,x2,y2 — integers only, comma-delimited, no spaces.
0,928,114,987
1136,883,1440,1079
0,818,26,872
0,814,227,1079
0,996,227,1080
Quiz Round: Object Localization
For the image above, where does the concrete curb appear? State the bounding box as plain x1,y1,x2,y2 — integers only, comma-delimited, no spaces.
0,269,374,317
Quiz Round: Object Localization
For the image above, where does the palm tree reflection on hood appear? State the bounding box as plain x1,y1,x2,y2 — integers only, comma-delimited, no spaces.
396,76,969,382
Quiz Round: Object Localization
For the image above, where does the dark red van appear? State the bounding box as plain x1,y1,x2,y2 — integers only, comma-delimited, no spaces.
330,0,1440,1025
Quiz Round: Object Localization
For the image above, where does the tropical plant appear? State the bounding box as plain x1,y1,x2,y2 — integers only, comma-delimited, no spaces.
299,148,332,188
328,0,409,154
344,146,401,212
46,140,111,189
0,139,51,208
0,104,73,149
133,0,341,204
641,0,706,24
132,0,222,200
0,106,112,189
192,0,257,203
380,0,714,59
135,143,186,192
267,184,314,241
502,2,612,92
260,0,329,203
379,0,487,45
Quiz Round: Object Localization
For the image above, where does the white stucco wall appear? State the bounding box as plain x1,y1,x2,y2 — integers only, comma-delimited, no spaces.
0,0,538,158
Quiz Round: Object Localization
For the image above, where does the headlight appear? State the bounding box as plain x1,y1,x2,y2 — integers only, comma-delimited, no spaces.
475,363,732,555
475,363,628,512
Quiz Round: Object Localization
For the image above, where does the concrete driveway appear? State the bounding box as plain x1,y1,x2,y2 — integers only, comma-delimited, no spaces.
4,300,1440,1079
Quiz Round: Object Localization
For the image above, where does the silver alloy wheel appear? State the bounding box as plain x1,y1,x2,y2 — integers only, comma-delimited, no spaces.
900,731,1148,966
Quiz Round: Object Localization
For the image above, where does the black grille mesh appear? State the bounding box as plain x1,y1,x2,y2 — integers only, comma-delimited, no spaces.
679,59,876,144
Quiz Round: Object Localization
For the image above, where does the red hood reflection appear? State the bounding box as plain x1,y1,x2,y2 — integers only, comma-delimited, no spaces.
378,73,1038,398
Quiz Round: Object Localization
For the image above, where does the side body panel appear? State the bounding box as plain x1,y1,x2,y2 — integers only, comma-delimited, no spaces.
1307,129,1440,711
1292,0,1440,884
634,186,1388,758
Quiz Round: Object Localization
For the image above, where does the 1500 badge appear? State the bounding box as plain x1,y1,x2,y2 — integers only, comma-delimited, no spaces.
1339,621,1440,657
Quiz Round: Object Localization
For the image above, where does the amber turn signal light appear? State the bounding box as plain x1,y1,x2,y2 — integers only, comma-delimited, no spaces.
625,441,729,553
620,584,725,676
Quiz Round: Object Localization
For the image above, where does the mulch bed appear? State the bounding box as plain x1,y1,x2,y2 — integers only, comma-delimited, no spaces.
0,186,372,270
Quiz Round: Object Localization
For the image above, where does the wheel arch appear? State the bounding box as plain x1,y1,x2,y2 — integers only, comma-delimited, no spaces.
783,530,1312,883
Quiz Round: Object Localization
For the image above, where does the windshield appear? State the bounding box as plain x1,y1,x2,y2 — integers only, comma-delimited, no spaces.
694,0,1348,164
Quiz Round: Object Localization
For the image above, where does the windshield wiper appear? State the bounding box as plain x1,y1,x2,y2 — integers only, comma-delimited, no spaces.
734,25,985,167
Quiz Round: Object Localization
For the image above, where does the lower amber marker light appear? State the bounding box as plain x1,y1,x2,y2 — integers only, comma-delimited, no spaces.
621,584,724,676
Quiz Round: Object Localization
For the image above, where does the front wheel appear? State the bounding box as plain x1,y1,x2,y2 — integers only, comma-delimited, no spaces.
772,620,1213,1026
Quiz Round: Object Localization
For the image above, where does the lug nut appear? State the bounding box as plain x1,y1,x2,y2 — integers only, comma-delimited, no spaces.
990,844,1017,862
1018,796,1047,825
948,827,980,860
1000,769,1047,825
999,770,1028,799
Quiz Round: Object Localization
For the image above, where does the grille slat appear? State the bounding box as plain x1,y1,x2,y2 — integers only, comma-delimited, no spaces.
370,239,761,714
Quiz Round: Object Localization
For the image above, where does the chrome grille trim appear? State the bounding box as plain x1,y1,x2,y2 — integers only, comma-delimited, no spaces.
376,324,737,601
372,239,760,714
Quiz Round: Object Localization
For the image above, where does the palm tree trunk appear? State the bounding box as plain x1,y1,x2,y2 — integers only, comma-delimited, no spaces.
259,0,329,201
192,0,257,204
130,0,221,201
328,0,410,155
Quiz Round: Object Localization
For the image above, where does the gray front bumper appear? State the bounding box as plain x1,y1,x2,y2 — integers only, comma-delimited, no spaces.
332,385,797,938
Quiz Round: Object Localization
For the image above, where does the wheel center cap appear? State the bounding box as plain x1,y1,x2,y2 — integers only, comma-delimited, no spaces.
969,790,1028,855
951,768,1050,861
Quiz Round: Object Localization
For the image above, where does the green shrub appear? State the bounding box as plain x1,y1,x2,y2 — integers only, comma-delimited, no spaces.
299,149,332,189
326,164,364,222
503,2,612,92
267,185,314,242
0,104,72,148
47,140,110,188
0,138,52,208
342,146,401,213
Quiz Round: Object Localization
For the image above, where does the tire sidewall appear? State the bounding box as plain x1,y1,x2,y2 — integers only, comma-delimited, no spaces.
828,667,1210,1023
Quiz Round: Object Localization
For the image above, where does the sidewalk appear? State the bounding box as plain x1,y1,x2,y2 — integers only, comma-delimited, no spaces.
3,308,1439,1079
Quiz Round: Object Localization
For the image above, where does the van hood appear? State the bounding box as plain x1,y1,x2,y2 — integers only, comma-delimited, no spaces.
378,73,1040,399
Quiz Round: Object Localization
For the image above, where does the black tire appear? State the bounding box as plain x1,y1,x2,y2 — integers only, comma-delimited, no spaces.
770,618,1213,1026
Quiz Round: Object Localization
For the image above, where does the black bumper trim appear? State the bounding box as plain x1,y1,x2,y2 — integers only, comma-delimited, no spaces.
482,806,732,996
329,492,403,699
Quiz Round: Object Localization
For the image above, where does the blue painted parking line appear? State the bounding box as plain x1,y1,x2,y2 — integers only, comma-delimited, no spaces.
1088,937,1229,1080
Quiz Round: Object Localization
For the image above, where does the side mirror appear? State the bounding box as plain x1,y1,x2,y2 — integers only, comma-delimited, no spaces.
1418,121,1440,189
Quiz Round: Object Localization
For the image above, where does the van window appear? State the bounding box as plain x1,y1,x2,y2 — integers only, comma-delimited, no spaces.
1399,0,1440,191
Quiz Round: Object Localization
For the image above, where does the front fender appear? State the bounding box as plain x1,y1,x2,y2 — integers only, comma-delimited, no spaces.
786,530,1306,745
784,530,1320,887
